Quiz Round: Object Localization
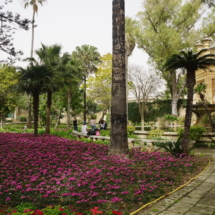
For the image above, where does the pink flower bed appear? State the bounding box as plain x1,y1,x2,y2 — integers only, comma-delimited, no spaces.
0,133,201,212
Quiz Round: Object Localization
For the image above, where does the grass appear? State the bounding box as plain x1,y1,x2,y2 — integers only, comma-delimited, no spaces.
0,132,209,214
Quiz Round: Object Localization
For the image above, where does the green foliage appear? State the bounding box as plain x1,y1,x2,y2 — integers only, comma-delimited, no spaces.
19,116,27,122
127,125,135,135
128,99,185,124
50,129,76,139
148,129,164,139
164,114,178,121
100,130,110,136
178,125,206,141
154,137,184,157
128,102,141,124
15,203,36,212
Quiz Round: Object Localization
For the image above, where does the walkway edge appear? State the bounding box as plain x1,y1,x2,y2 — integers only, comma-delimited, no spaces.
130,158,213,215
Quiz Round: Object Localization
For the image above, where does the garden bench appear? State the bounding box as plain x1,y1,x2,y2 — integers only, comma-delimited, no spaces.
89,135,110,141
72,131,88,139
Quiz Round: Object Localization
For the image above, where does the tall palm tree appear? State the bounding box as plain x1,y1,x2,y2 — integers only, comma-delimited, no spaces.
164,49,215,153
35,44,62,134
109,0,129,155
17,62,51,137
72,45,101,122
23,0,46,58
23,0,46,129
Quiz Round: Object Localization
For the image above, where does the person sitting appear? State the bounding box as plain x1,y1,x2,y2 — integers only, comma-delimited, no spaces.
81,122,88,135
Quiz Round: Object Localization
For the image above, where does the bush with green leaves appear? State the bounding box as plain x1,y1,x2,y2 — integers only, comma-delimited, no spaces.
127,125,135,135
154,137,184,157
164,114,178,121
19,116,27,122
148,129,164,139
100,130,110,136
178,125,206,141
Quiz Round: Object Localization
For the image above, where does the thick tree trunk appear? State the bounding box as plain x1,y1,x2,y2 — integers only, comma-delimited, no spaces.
67,90,71,129
181,71,195,154
33,92,39,137
109,0,128,156
45,91,52,134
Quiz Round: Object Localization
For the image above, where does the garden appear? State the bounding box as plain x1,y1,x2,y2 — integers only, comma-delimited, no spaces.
0,132,209,215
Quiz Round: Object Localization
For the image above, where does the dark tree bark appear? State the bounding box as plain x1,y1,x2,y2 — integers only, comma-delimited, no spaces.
32,92,39,137
45,91,52,134
109,0,129,155
181,70,196,154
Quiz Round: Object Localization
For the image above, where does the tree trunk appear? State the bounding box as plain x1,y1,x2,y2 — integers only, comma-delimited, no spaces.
45,91,52,134
27,95,32,128
171,98,178,116
55,110,61,130
181,70,195,154
33,92,39,137
83,75,87,122
26,11,35,129
171,71,179,116
109,0,128,156
31,10,35,58
67,90,71,129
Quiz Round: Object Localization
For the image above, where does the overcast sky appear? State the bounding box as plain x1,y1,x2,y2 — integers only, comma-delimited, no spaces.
2,0,149,67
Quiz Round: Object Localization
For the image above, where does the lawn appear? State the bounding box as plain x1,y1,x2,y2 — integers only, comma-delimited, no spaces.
0,133,208,214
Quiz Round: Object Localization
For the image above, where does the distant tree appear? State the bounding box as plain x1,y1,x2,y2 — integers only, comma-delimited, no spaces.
62,57,84,129
0,0,31,63
136,0,207,116
87,53,112,119
72,45,101,122
0,64,18,128
128,65,163,129
23,0,46,57
17,62,51,136
164,49,215,153
35,44,62,134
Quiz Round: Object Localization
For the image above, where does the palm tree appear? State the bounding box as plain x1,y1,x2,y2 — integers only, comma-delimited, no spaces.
109,0,129,155
23,0,46,129
164,49,215,153
17,62,51,137
72,45,101,122
23,0,46,58
62,57,84,129
35,44,62,134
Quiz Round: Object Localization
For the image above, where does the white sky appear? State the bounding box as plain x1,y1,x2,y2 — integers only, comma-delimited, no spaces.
2,0,149,68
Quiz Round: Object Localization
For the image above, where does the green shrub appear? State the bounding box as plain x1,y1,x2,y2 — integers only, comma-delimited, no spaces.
100,130,110,136
154,137,184,157
164,114,178,121
15,203,36,212
127,125,135,135
178,116,185,124
148,129,164,139
19,116,27,122
178,125,206,141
